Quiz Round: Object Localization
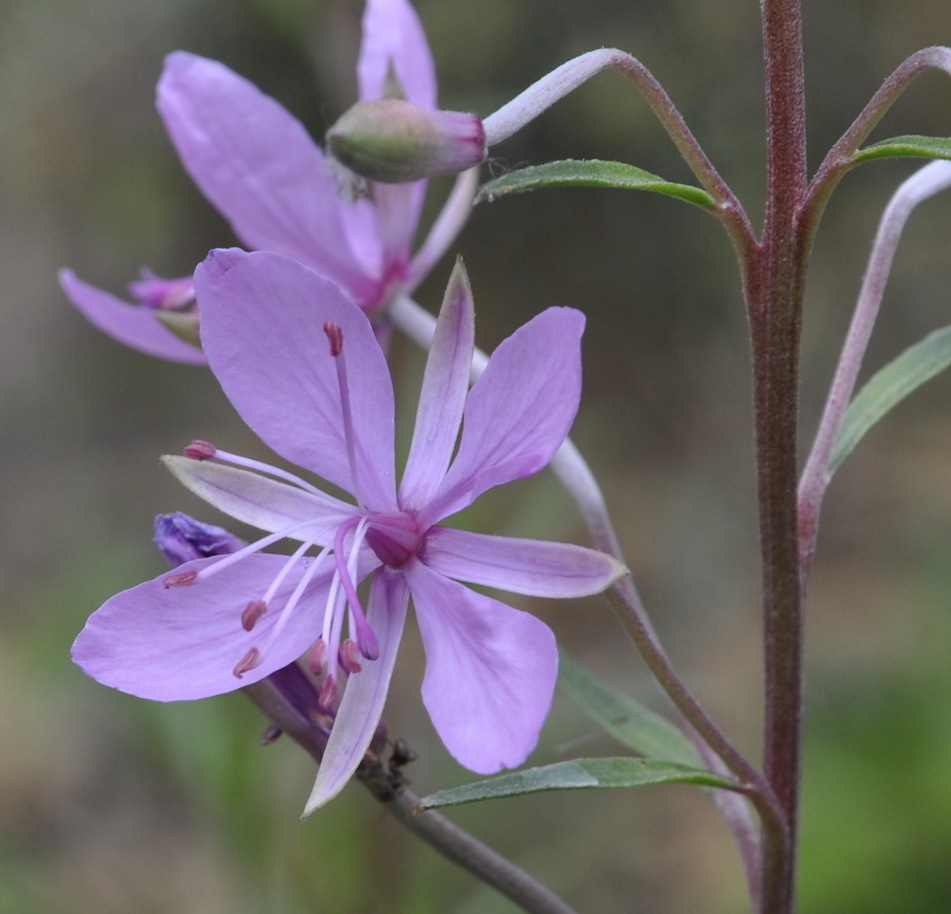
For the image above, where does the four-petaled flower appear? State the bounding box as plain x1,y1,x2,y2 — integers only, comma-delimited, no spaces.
72,249,625,813
60,0,473,362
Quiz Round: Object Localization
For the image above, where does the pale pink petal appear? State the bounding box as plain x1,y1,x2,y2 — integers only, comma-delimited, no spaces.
163,456,356,542
60,270,206,364
424,307,585,524
400,262,474,508
304,567,410,813
357,0,434,267
406,560,557,774
72,554,333,701
157,52,377,304
422,527,626,597
371,181,421,281
194,249,397,509
358,0,436,107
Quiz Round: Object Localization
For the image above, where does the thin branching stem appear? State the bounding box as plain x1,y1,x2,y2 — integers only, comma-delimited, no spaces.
243,675,580,914
802,47,951,249
481,47,756,261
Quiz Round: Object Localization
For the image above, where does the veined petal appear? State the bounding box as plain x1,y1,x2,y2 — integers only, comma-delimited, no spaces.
60,270,206,364
406,560,557,774
163,456,355,543
400,261,474,508
304,567,409,813
371,180,423,276
156,52,376,303
72,554,332,701
194,249,398,509
425,307,585,524
358,0,436,108
421,527,627,597
357,0,434,263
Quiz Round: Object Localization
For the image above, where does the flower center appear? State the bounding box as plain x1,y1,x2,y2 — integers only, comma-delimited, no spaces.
364,510,423,567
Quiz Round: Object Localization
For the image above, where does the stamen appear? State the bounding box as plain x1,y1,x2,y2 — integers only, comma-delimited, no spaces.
318,674,340,710
339,638,363,674
184,439,216,460
323,322,365,507
233,647,262,678
256,544,331,662
308,638,328,676
241,600,268,631
163,569,197,588
187,518,325,584
323,321,343,356
321,568,348,682
201,447,329,498
333,517,379,660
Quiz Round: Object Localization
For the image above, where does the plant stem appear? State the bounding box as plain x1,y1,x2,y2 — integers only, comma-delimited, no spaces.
481,47,755,258
243,672,580,914
797,161,951,580
746,1,808,911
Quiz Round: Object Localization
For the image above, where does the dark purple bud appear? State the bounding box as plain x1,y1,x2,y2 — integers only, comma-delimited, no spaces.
154,512,245,567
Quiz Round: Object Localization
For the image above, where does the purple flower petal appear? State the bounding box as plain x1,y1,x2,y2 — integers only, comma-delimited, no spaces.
194,249,398,509
60,269,206,364
304,567,410,813
163,456,356,543
422,527,626,597
358,0,437,108
157,52,377,305
424,307,586,524
357,0,435,264
73,554,333,701
407,560,558,774
400,261,474,508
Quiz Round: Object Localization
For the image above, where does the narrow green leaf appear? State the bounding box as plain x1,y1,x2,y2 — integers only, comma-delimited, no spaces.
558,651,700,766
476,159,716,211
830,325,951,476
852,135,951,165
416,758,741,810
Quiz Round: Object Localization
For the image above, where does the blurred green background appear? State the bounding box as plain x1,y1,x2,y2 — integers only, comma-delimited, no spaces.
3,0,951,911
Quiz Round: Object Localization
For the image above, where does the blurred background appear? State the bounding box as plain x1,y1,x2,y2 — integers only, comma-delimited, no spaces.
3,0,951,911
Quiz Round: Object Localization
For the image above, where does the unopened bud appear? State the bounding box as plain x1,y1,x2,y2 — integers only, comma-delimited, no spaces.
154,512,244,567
326,98,486,183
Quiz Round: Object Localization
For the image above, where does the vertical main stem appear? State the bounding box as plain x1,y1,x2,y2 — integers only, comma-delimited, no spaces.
751,1,807,911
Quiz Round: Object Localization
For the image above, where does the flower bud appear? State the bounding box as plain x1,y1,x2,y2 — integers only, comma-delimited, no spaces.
326,98,485,183
154,512,245,567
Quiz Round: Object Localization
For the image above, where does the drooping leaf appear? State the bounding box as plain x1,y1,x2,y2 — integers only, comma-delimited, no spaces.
416,757,741,810
830,325,951,476
852,135,951,165
558,651,700,765
476,159,716,211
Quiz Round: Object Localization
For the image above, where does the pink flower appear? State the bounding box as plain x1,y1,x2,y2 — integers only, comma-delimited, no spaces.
73,249,624,812
61,0,473,362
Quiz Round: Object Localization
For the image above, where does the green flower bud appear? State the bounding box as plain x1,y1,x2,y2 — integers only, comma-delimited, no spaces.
326,98,486,183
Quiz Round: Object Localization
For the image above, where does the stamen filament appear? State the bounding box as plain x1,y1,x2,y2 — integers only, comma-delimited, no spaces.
257,542,331,659
187,518,325,583
233,647,261,678
323,322,366,507
193,445,329,498
333,517,379,660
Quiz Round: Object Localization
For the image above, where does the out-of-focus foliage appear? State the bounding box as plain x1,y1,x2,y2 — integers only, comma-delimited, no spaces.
3,0,951,911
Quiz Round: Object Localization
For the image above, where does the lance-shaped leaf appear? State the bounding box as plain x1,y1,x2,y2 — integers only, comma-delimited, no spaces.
476,159,716,211
852,135,951,165
829,324,951,476
417,757,742,810
558,651,700,765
